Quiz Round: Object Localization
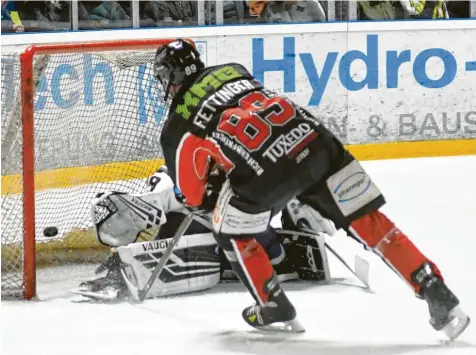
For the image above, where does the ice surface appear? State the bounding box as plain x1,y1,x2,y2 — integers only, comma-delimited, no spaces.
2,155,476,355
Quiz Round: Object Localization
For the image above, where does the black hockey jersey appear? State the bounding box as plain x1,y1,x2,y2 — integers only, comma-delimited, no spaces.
160,63,323,208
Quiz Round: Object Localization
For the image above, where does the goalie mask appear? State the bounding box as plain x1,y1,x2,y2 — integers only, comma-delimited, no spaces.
153,39,204,100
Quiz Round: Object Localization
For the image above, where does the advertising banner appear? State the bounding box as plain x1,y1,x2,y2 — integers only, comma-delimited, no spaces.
216,30,476,145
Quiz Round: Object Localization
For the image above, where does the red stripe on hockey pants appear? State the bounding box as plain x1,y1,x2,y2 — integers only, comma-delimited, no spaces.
232,239,275,304
350,210,441,293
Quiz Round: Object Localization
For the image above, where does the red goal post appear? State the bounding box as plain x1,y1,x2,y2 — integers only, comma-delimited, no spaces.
1,38,188,300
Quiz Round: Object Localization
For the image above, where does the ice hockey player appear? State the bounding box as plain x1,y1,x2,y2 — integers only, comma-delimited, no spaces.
152,38,470,338
75,165,332,301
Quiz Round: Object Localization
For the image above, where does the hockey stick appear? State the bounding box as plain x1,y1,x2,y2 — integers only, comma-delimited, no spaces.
324,242,371,290
137,212,195,302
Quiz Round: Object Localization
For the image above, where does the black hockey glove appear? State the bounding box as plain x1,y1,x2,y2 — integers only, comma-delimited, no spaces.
173,168,227,214
205,167,227,203
173,185,215,214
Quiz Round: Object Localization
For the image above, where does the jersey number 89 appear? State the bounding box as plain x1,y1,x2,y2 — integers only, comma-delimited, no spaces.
217,92,295,152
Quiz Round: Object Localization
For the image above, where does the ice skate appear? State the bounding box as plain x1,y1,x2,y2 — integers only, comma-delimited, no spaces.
242,275,304,333
243,302,304,333
71,254,128,301
412,262,471,340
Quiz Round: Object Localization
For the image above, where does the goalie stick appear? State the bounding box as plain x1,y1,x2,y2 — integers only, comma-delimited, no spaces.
324,242,371,291
136,212,195,302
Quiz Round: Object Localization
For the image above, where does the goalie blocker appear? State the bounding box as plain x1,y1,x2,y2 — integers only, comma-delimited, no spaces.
73,169,333,301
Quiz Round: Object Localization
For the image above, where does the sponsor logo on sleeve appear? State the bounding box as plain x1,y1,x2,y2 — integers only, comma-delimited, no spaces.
333,172,372,203
326,160,382,217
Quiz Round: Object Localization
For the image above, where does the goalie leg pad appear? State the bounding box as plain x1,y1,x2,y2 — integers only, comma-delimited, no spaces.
277,230,331,282
117,232,220,299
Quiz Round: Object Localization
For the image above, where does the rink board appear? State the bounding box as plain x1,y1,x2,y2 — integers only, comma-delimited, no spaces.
2,139,476,196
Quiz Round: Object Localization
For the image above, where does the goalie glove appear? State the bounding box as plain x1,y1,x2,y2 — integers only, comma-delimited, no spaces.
91,191,167,247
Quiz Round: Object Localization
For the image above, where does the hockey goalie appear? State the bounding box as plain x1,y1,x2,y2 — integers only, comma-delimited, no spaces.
74,165,335,301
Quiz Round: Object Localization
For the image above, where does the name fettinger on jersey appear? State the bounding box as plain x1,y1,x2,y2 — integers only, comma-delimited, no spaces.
192,79,258,130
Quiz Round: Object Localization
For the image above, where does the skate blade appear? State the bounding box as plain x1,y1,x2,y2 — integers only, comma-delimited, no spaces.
255,319,305,333
441,307,471,341
277,272,299,283
68,288,118,301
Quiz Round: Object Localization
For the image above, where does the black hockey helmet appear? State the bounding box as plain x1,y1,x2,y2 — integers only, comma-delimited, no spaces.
153,39,204,100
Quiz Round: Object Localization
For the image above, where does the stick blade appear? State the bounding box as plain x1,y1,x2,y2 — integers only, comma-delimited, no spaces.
138,289,148,303
354,255,370,289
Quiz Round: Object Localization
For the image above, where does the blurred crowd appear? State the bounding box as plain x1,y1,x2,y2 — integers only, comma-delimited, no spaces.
1,1,474,33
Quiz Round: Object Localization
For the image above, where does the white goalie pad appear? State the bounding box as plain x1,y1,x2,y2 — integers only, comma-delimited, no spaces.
285,198,337,237
117,232,221,300
92,191,168,247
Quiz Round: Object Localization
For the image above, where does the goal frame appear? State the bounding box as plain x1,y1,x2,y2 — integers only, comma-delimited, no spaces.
16,38,179,300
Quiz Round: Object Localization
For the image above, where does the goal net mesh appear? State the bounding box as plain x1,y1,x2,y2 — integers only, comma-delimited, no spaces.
1,46,169,297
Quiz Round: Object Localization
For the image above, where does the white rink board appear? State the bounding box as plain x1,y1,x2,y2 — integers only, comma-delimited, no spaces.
213,29,476,144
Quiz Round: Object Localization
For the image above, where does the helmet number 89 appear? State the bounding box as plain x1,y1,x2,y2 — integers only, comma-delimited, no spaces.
185,64,197,76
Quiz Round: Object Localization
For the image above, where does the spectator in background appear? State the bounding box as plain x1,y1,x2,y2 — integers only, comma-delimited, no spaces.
446,1,469,18
79,1,131,29
141,1,197,26
141,1,245,27
1,0,24,32
358,1,396,20
396,0,449,19
205,1,246,24
247,0,326,23
15,1,70,31
359,1,449,20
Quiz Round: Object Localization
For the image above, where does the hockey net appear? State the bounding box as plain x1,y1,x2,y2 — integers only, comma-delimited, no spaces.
1,39,180,299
